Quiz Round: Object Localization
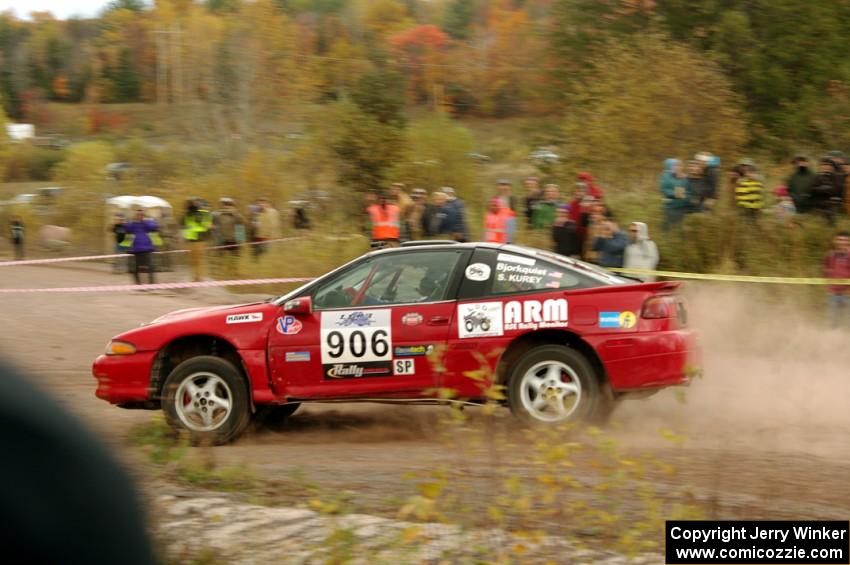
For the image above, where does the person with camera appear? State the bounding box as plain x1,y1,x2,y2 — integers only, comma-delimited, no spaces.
592,216,628,268
810,157,845,225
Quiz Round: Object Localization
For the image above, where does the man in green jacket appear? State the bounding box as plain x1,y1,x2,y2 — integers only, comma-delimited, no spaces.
786,155,814,213
532,184,561,229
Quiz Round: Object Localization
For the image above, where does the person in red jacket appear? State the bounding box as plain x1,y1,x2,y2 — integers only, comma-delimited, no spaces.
577,171,604,200
825,230,850,328
484,197,510,243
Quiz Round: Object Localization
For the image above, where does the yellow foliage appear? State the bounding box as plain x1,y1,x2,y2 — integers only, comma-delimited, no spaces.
564,33,747,184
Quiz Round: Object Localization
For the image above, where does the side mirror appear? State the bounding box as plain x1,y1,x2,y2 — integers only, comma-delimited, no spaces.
284,296,312,314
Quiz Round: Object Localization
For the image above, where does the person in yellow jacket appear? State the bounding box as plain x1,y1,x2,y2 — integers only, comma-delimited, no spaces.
735,158,764,221
182,198,213,281
120,207,162,286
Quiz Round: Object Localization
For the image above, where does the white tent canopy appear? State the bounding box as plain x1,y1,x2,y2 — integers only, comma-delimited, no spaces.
106,195,172,209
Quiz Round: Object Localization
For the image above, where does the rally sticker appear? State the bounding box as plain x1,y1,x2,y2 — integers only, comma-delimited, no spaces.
325,363,393,379
465,263,491,282
276,315,303,335
459,299,569,338
394,345,432,357
393,358,415,376
401,312,423,326
599,311,637,329
458,302,504,338
226,312,263,324
496,253,536,266
285,351,311,362
321,309,392,378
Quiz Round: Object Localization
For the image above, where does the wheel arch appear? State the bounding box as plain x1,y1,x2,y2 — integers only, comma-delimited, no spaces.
149,334,250,401
496,329,610,392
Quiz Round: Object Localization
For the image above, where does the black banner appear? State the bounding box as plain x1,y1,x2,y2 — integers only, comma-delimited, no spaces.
666,521,849,564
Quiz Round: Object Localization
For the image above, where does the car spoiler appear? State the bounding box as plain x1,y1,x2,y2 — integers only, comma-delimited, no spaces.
566,280,681,296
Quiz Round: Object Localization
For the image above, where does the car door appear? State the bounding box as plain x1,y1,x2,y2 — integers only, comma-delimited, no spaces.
269,248,469,399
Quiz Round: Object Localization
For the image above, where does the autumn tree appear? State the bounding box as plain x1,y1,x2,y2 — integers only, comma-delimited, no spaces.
562,34,747,183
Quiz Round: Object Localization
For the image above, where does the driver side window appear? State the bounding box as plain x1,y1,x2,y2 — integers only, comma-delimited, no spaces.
312,251,462,310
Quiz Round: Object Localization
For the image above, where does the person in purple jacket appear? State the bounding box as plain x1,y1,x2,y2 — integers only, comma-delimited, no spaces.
120,208,162,286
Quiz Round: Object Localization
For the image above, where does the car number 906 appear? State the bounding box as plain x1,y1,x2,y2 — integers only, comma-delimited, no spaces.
325,329,389,359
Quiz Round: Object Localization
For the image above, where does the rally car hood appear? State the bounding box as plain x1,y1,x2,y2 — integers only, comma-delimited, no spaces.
150,302,267,324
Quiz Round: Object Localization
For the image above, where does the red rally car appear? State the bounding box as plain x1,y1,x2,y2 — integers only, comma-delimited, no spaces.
93,242,700,444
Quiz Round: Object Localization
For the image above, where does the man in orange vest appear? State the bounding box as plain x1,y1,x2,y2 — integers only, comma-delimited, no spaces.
368,192,401,248
484,197,510,243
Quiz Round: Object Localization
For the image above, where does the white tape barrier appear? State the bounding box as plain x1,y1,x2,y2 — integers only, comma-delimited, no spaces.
0,237,304,267
0,277,315,294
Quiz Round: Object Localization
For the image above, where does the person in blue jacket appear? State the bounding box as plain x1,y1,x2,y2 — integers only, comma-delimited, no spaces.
592,218,628,268
120,208,162,286
660,158,689,231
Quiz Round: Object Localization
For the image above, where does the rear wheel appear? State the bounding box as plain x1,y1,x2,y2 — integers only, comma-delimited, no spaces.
162,356,250,445
508,345,600,424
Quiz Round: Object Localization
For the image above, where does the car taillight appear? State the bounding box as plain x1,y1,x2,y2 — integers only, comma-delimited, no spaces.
641,295,676,319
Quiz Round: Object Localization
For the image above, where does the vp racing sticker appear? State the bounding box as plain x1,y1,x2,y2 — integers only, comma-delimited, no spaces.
276,315,302,335
321,309,392,379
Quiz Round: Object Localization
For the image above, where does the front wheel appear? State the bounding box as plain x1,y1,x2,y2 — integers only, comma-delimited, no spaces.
161,356,251,445
465,320,474,332
507,345,600,424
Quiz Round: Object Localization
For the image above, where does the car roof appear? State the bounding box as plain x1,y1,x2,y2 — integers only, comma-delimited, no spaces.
370,242,632,285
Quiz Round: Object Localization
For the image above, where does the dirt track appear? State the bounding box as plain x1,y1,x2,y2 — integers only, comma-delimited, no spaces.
2,263,850,524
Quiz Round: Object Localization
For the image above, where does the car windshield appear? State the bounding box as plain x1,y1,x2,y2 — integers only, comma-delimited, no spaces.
500,244,633,285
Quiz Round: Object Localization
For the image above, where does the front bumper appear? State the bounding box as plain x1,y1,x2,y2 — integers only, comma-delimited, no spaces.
92,351,158,405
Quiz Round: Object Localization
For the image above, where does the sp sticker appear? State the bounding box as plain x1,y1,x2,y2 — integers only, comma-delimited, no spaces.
465,263,491,282
393,359,415,376
276,315,303,335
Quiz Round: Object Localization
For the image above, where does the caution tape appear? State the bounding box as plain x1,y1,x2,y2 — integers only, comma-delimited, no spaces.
612,267,850,286
0,277,315,294
0,236,304,267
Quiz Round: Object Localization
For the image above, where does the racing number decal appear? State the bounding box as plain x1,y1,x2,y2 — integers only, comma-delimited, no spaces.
325,329,389,360
320,310,393,379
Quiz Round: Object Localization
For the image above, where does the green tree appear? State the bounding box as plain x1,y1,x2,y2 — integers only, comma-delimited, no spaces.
391,113,476,199
113,48,141,102
329,101,406,193
351,68,407,128
443,0,475,39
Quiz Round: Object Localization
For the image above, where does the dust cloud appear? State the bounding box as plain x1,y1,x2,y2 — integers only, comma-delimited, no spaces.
615,283,850,460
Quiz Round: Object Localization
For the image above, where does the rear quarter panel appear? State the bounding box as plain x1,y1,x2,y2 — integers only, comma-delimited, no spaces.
443,284,693,396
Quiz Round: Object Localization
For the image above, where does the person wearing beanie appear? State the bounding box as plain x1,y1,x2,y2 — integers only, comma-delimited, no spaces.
772,185,796,223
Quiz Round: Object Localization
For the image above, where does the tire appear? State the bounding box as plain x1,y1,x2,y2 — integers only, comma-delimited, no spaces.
481,319,491,332
507,345,601,425
465,320,474,332
161,355,251,445
253,402,301,427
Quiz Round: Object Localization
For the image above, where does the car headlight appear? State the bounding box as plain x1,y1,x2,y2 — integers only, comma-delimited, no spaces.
105,340,137,356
